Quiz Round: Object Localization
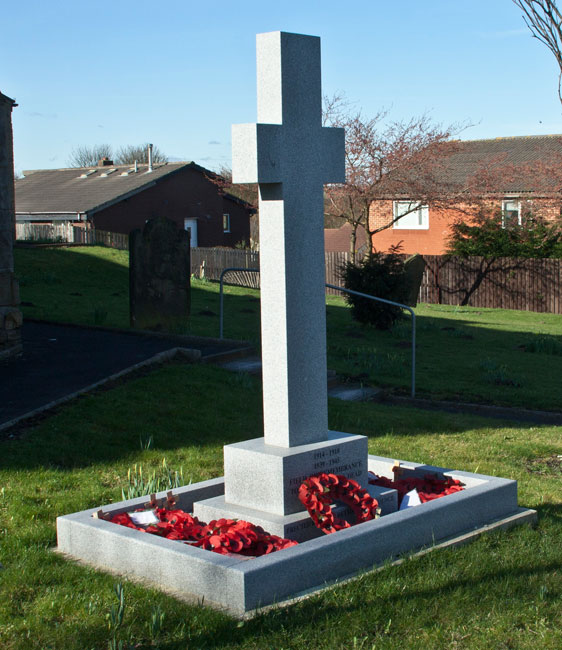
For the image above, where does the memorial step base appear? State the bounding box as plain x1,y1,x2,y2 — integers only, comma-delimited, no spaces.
193,483,397,543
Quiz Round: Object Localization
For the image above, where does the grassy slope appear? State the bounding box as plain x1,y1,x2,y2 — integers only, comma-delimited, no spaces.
15,246,562,410
5,247,562,648
0,364,561,649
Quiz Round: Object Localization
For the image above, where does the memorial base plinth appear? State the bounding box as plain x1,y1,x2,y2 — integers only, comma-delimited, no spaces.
56,455,535,616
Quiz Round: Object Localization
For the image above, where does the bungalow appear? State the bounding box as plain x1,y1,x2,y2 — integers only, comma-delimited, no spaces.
15,160,253,248
368,134,562,256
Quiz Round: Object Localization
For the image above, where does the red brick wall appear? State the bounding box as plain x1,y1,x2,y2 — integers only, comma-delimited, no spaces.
91,167,251,248
368,198,561,256
368,200,457,255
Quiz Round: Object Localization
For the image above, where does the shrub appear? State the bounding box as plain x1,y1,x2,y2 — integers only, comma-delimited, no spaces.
340,251,409,330
447,207,562,259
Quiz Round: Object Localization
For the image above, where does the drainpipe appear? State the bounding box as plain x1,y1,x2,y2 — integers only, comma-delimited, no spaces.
147,143,153,172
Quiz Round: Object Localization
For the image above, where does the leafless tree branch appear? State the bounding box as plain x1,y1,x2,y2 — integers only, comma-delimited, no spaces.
513,0,562,104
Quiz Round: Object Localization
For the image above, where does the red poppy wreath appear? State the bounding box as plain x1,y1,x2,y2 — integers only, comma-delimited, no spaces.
298,472,380,534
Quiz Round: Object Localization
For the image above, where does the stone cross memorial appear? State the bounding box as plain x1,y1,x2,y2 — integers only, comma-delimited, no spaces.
193,31,371,541
57,30,530,616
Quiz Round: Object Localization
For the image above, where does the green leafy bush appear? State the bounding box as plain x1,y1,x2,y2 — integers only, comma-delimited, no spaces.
447,208,562,259
340,251,409,330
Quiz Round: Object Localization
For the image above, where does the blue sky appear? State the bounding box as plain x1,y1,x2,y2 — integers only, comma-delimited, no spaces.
2,0,561,174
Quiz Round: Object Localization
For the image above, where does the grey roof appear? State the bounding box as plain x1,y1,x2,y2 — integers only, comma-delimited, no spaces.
437,134,562,193
15,162,201,215
449,134,562,180
381,134,562,198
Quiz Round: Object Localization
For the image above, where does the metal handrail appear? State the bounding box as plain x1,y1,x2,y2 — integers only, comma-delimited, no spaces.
325,283,416,398
218,267,416,397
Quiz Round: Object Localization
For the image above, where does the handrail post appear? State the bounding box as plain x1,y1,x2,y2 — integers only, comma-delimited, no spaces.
411,311,416,398
219,271,225,339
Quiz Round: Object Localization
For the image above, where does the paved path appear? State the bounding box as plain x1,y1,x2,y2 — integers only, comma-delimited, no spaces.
1,321,249,428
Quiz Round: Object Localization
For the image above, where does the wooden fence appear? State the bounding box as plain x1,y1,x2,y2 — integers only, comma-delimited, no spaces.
190,247,350,293
15,224,130,250
190,248,562,313
16,222,76,242
72,228,129,249
190,247,261,288
419,255,562,314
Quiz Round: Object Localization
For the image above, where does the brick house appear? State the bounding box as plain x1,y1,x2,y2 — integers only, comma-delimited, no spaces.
368,135,562,256
15,161,252,247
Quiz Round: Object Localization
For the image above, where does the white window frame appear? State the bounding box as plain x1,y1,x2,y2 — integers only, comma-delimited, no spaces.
223,213,231,233
392,201,429,230
501,198,521,227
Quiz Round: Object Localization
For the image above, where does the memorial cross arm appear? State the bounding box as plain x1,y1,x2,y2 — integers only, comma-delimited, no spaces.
232,31,345,188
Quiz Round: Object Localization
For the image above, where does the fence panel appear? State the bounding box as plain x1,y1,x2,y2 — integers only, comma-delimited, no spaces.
16,222,75,242
418,255,562,314
191,248,260,288
325,252,350,294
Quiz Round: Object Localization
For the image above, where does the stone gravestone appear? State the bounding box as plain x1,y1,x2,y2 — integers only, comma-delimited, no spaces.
193,32,373,541
403,253,426,307
0,92,22,361
129,217,190,332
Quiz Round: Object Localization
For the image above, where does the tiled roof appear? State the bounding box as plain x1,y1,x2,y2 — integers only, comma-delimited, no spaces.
15,162,201,215
434,134,562,193
324,223,368,253
379,134,562,198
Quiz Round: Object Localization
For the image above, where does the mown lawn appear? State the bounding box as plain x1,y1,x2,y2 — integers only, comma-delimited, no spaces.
1,363,561,649
14,245,562,411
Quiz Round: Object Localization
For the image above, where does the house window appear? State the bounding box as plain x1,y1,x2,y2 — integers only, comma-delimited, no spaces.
223,213,231,233
502,199,521,226
393,201,429,229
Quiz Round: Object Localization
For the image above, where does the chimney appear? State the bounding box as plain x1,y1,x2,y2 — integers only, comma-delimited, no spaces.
98,157,114,166
147,143,153,172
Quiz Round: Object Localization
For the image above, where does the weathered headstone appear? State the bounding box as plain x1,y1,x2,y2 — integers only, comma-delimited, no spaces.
0,92,22,361
193,32,371,541
129,217,190,332
403,253,426,307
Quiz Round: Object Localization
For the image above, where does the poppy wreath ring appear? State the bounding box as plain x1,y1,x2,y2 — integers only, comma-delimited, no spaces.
298,472,379,534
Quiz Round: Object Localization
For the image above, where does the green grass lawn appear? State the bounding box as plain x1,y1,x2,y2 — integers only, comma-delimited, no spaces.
5,246,562,648
14,245,562,411
1,363,562,649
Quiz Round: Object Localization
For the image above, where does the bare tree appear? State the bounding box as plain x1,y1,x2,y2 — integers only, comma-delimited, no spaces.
513,0,562,104
323,96,466,261
115,143,167,164
67,144,113,167
212,164,259,249
214,164,258,211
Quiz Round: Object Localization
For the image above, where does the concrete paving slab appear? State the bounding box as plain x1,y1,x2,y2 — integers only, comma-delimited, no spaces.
328,385,382,401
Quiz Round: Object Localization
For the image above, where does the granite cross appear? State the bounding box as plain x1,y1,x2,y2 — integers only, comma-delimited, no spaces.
232,31,345,448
